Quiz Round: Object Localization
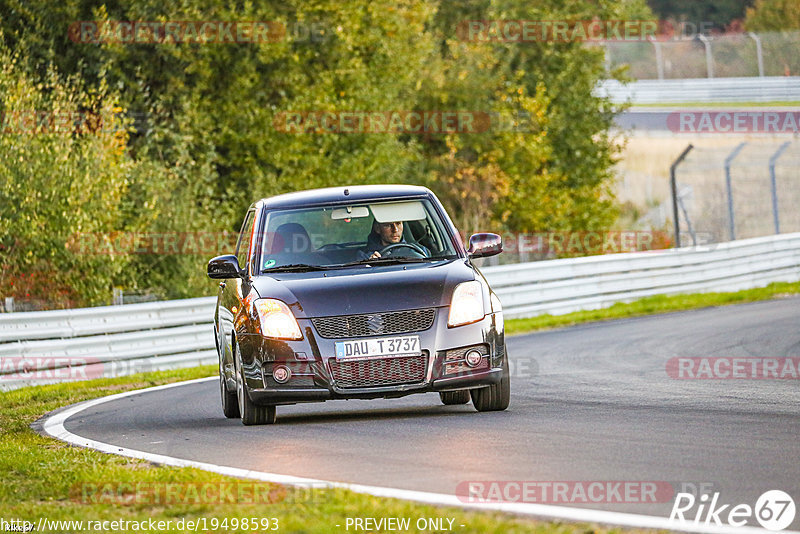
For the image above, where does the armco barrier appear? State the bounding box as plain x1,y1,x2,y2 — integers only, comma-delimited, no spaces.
0,298,216,390
597,76,800,104
483,233,800,317
1,233,798,389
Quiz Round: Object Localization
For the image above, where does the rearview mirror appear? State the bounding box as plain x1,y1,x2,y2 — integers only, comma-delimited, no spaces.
467,233,502,258
207,254,243,279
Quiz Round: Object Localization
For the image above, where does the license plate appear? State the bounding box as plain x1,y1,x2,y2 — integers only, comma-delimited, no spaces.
335,335,420,361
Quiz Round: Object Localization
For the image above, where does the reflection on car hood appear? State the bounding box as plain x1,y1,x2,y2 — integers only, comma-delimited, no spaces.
252,259,475,318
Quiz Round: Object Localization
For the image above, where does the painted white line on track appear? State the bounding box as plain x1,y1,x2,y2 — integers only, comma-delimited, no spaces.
40,377,793,534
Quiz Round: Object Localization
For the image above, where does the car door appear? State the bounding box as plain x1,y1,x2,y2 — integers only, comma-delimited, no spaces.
219,207,257,381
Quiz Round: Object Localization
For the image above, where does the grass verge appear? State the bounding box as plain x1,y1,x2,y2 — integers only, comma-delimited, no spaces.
2,367,650,533
505,280,800,336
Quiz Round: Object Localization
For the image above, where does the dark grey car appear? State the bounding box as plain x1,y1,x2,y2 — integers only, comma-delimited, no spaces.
208,185,509,424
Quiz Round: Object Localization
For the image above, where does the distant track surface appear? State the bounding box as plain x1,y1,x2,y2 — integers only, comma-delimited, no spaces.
53,298,800,528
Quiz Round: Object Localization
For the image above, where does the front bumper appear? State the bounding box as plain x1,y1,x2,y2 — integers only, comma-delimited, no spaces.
237,307,505,405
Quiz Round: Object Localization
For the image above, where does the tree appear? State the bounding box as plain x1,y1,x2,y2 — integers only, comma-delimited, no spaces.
0,41,156,307
648,0,755,32
745,0,800,30
419,0,653,234
1,0,656,307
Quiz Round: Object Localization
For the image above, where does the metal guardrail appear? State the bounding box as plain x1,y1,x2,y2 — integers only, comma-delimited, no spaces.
0,298,216,390
597,76,800,104
483,233,800,318
0,297,215,343
1,233,798,389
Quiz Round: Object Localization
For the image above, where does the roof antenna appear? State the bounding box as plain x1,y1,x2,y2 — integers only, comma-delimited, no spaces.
343,188,350,196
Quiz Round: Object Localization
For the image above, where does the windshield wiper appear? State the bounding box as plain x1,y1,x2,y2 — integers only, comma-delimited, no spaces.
265,256,457,272
337,256,436,267
262,263,331,273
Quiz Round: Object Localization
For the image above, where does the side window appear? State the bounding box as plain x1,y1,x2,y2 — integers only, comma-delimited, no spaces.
235,210,256,271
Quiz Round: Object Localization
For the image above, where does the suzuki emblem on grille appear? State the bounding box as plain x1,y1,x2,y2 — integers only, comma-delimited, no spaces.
366,314,384,333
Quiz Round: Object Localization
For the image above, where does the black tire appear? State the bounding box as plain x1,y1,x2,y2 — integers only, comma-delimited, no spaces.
234,339,276,425
471,356,510,412
439,390,471,405
219,353,239,419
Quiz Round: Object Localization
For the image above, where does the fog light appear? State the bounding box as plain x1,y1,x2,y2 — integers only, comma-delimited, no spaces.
465,350,483,368
273,365,291,383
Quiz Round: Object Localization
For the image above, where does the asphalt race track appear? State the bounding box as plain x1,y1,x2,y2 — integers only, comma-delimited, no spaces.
51,298,800,529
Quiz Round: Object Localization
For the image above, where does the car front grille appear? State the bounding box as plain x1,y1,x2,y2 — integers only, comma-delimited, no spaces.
312,309,436,339
329,354,428,388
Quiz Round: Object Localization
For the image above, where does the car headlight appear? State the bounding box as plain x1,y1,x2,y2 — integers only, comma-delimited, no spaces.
448,280,485,327
254,298,302,340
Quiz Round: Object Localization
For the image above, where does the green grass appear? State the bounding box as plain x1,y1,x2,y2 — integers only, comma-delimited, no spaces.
505,281,800,335
2,368,652,533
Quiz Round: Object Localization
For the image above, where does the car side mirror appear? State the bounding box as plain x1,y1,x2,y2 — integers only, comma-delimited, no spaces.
467,233,502,258
207,254,243,279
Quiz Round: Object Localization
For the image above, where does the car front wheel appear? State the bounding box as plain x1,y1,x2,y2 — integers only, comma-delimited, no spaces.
220,368,240,418
471,356,510,412
234,338,276,425
218,328,239,418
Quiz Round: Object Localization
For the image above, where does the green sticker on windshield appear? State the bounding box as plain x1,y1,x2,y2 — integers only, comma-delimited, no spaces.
263,259,276,269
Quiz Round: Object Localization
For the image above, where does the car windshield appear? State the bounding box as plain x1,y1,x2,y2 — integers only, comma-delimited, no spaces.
258,199,459,272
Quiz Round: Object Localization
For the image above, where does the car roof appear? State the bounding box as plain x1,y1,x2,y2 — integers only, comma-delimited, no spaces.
256,184,434,210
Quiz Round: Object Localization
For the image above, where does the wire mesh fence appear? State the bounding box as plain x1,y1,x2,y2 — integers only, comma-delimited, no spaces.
604,31,800,79
673,141,800,246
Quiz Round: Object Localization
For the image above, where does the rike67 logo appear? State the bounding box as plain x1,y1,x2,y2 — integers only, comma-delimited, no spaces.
670,490,796,531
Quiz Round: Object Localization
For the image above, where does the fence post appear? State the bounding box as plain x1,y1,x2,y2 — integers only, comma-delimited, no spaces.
3,297,13,313
676,185,697,246
748,32,765,77
650,38,664,80
724,142,747,241
768,141,791,234
670,144,694,248
698,34,714,78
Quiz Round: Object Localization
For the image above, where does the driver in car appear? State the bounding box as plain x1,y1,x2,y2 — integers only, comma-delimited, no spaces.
362,220,429,259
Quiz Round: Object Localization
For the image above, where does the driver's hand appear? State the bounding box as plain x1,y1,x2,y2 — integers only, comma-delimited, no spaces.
369,251,381,259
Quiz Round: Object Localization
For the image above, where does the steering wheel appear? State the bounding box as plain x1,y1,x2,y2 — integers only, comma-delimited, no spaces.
378,243,427,258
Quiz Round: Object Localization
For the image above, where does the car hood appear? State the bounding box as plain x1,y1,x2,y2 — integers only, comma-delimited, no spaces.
252,259,475,318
